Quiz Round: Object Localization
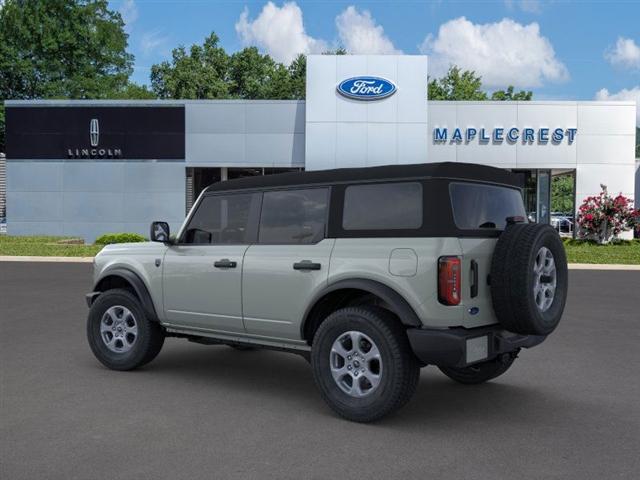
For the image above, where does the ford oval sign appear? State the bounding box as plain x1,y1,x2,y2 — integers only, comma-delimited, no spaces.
337,77,397,101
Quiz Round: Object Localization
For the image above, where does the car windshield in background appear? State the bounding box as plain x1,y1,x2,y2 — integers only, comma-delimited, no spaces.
449,182,526,230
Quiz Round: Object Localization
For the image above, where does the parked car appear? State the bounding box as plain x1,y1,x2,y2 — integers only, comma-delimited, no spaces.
551,212,574,236
86,162,568,422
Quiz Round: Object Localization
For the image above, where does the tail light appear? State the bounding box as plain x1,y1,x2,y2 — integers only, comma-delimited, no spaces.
438,256,461,306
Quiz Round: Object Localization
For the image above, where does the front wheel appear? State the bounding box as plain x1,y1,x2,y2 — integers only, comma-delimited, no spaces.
87,289,165,371
438,352,517,385
311,306,420,423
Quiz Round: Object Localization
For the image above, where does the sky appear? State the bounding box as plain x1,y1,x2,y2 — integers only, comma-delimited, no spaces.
112,0,640,123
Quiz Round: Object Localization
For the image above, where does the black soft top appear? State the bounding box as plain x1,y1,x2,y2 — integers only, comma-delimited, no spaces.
204,162,520,194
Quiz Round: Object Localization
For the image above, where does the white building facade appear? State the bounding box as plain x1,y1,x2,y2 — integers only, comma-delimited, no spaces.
3,54,637,241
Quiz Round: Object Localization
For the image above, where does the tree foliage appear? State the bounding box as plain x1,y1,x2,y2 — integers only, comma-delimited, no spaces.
0,0,143,151
428,67,487,101
0,0,134,99
491,86,533,101
551,174,575,213
150,33,307,100
428,66,533,101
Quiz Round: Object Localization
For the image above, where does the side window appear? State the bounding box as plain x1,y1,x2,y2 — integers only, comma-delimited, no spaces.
343,182,423,230
259,188,329,244
182,193,259,244
449,182,526,230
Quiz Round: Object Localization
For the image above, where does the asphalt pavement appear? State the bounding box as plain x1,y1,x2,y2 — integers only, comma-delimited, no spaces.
1,262,639,480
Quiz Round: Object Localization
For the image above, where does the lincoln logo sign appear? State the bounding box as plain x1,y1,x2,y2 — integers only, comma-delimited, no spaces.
67,118,122,158
337,77,397,100
432,127,578,145
89,118,99,147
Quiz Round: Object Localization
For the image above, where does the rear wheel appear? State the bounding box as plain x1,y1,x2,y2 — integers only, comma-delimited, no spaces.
311,306,420,423
439,352,517,385
87,289,164,371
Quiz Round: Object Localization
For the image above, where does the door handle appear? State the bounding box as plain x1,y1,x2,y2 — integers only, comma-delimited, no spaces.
214,259,237,269
470,260,479,298
293,260,321,271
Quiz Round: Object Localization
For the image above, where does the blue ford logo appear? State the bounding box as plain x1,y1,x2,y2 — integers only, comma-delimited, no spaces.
337,76,397,101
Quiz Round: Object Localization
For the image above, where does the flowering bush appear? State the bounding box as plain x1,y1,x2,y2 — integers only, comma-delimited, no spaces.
577,185,639,243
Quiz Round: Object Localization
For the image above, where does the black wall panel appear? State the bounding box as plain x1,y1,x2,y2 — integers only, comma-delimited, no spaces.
6,106,185,159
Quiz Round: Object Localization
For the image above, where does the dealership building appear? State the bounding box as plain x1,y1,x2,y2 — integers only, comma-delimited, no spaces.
2,55,638,241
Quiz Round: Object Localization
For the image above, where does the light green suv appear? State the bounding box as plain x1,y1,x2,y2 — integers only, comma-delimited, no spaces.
86,162,568,422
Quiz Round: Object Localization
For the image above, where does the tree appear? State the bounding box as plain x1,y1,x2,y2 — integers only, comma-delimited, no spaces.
428,67,487,101
551,174,574,213
428,66,533,101
491,86,533,101
0,0,139,151
288,54,306,100
150,33,230,99
151,33,310,100
0,0,133,99
228,47,288,99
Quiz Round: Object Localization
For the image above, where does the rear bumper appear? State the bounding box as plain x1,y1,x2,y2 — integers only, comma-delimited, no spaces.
406,325,546,368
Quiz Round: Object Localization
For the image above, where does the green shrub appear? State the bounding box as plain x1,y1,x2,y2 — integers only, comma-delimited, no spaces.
94,233,146,245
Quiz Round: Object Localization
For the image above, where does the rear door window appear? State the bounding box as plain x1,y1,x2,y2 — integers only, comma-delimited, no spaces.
342,182,423,230
449,182,526,230
258,188,329,244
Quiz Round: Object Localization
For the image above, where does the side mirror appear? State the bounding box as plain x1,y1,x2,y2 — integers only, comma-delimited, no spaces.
150,221,171,243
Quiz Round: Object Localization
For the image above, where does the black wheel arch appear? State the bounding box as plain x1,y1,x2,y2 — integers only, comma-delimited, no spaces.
91,268,159,322
301,278,422,343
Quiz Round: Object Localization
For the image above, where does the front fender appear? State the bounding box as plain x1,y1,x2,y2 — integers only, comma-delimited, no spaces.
91,267,159,322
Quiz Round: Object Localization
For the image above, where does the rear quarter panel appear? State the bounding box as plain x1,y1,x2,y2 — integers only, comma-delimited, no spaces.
329,238,466,328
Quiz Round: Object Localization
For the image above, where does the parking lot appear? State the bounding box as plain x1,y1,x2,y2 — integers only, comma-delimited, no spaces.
1,262,639,480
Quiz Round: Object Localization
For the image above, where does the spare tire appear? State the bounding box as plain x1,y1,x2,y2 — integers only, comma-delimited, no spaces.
490,223,568,335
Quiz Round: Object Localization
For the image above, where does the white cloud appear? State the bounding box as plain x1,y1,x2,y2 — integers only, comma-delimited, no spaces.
605,37,640,70
595,86,640,124
140,30,168,56
420,17,568,88
235,2,327,64
335,6,401,55
119,0,138,33
504,0,542,14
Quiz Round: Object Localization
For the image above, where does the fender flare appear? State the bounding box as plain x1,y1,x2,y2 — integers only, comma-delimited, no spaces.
301,278,422,339
92,268,159,322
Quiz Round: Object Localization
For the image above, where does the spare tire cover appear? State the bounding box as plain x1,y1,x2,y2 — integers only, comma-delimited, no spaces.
490,223,568,335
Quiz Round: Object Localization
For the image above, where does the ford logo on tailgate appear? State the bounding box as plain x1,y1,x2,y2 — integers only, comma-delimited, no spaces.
337,77,397,101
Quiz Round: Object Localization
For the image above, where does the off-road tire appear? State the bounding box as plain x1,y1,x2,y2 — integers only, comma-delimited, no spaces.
311,306,420,423
491,223,568,335
439,352,517,385
87,289,165,371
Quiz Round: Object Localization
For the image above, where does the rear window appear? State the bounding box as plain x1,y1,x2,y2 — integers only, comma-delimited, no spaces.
343,182,422,230
450,182,526,230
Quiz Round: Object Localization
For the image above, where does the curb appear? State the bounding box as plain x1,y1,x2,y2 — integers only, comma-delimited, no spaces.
568,263,640,271
0,256,638,270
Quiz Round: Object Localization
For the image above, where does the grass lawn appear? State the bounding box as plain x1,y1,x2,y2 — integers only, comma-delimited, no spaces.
0,235,103,257
1,235,639,264
562,239,640,265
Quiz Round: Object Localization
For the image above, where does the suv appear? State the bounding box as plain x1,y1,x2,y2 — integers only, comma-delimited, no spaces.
86,162,568,422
